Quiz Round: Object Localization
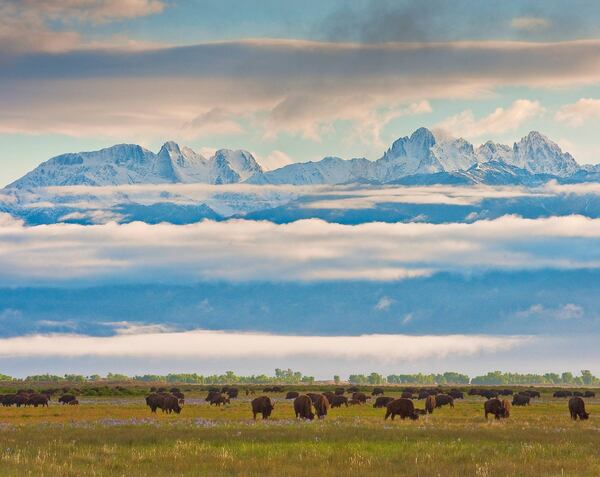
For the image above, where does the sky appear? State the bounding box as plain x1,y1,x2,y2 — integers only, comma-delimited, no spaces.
3,0,600,378
1,0,600,186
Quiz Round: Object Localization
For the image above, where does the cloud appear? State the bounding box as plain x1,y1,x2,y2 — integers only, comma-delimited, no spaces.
0,328,530,360
374,296,393,311
434,100,545,140
515,303,585,320
510,17,551,31
1,39,599,141
0,1,167,54
256,150,295,171
2,213,600,285
555,98,600,127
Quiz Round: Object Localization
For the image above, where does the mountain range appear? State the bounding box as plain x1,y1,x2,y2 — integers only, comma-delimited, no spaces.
8,128,600,189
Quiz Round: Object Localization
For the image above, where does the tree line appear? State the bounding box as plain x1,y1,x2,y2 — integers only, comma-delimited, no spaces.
1,370,598,385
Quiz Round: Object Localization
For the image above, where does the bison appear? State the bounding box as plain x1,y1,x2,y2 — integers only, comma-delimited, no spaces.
434,394,454,408
330,395,348,408
484,398,509,420
285,391,300,400
251,396,274,420
227,388,239,399
372,387,384,396
334,388,345,395
401,391,413,399
512,394,530,406
554,390,573,398
384,398,419,420
58,394,77,405
425,395,436,414
68,399,79,405
209,394,230,406
294,395,315,420
569,397,590,420
313,394,330,419
27,394,49,407
449,390,464,399
352,392,369,404
584,391,596,398
373,396,394,408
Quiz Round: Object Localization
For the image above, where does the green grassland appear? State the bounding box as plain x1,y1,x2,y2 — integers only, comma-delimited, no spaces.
1,389,599,476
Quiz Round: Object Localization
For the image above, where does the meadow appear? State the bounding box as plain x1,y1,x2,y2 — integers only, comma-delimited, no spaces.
1,388,599,477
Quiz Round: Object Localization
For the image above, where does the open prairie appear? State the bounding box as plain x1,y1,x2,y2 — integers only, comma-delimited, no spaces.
1,388,599,477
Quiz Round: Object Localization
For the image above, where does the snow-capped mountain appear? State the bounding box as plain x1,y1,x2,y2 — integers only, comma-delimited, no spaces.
5,129,588,189
9,143,263,188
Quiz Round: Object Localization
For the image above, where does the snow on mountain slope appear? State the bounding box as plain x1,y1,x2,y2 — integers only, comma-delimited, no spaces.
9,143,263,189
5,128,588,189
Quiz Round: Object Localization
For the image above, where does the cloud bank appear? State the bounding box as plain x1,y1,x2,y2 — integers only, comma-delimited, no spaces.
0,328,529,360
1,213,600,284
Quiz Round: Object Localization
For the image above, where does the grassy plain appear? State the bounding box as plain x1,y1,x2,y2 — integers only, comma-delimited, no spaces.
1,390,599,476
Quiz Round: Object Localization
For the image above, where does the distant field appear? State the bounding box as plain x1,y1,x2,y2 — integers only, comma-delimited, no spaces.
1,389,599,476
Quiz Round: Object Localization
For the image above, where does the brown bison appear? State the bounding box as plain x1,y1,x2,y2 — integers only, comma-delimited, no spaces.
334,388,345,395
352,392,369,404
347,386,360,393
285,391,300,400
330,395,348,408
58,394,77,405
68,399,79,405
401,391,414,399
227,388,239,399
449,390,464,399
163,394,182,414
584,391,596,398
294,395,315,420
251,396,274,420
372,387,384,396
425,395,436,414
484,398,509,419
569,397,590,420
373,396,395,408
323,391,335,403
554,390,573,398
27,394,49,407
209,394,230,406
313,394,330,419
384,398,419,420
348,398,361,405
205,390,220,402
434,394,454,408
145,393,164,413
512,394,530,406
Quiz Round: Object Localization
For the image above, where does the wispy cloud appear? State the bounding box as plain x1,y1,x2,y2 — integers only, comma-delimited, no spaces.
0,328,530,360
515,303,585,320
434,99,545,140
555,98,600,127
374,296,393,311
510,17,551,31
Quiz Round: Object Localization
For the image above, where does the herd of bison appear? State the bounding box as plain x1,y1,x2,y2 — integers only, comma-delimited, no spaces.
1,385,593,422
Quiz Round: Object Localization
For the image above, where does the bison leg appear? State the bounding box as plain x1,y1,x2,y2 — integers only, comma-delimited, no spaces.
384,409,391,420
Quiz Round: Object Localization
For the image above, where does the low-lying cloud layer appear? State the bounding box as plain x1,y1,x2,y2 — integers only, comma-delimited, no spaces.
1,213,600,284
0,327,529,360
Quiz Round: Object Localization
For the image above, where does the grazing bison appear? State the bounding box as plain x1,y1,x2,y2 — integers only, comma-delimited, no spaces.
384,398,419,420
205,391,221,402
484,398,509,419
347,386,359,393
334,388,345,395
526,390,541,398
294,395,315,420
481,390,499,399
425,395,436,414
401,391,414,399
352,392,369,404
210,394,230,406
573,391,584,397
286,391,300,400
330,395,348,408
449,390,464,399
227,388,239,399
569,397,590,420
323,391,335,404
313,394,330,419
348,399,361,405
68,399,79,405
58,394,77,405
417,390,430,400
434,394,454,408
512,394,530,406
584,391,596,398
554,390,573,398
251,396,274,420
145,393,164,413
372,387,384,396
27,394,49,407
373,396,394,408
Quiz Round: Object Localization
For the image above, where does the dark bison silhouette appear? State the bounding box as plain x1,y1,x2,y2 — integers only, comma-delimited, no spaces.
373,396,394,408
569,397,590,420
251,396,274,420
484,398,510,419
512,394,530,406
384,398,420,420
434,394,454,408
425,395,436,414
294,395,315,420
330,395,348,408
312,394,330,419
285,391,299,400
58,394,77,405
371,387,384,396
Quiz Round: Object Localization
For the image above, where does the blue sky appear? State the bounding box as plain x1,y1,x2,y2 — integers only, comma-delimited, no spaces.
1,0,600,185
